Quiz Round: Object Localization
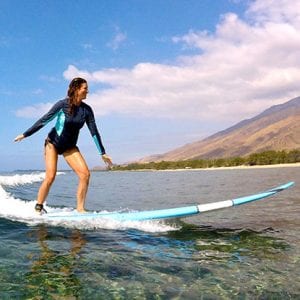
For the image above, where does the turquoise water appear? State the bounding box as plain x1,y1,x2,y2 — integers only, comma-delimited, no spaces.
0,167,299,299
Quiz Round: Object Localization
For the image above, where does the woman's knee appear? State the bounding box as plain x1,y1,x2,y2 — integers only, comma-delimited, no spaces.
78,170,90,182
44,172,56,186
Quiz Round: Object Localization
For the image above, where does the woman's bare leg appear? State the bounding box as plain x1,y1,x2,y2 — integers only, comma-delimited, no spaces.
37,142,58,205
63,148,90,212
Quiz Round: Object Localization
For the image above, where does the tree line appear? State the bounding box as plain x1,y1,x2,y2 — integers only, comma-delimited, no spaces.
112,150,300,171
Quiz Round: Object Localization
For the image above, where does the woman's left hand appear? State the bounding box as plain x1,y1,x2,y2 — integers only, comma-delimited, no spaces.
102,154,113,168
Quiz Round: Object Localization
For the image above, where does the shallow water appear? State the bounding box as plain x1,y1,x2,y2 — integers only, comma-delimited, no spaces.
0,167,299,299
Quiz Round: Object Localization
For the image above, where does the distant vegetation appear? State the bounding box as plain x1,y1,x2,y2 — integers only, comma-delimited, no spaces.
112,150,300,171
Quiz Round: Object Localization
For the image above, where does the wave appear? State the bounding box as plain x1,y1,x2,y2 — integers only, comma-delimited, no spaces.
0,171,65,186
0,172,177,233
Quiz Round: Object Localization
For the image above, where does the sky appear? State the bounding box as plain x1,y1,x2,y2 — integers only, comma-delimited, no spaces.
1,0,300,171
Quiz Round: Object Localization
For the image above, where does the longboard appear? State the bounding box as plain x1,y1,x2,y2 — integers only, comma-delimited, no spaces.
45,182,294,222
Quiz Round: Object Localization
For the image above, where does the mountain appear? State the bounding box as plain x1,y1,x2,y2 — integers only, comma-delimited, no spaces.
140,97,300,162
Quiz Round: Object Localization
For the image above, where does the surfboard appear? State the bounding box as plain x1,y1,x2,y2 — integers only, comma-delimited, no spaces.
44,181,294,222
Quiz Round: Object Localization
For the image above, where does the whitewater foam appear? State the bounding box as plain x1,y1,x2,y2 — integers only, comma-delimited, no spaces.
0,171,65,186
0,172,178,233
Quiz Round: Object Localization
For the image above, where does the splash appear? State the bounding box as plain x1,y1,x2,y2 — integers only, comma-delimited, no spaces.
44,212,178,233
0,172,178,233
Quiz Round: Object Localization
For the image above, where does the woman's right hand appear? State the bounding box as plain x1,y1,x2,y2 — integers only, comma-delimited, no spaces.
14,134,25,142
102,154,113,168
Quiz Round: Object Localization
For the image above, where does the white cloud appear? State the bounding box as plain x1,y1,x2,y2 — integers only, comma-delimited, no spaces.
20,0,300,124
32,89,43,95
39,75,60,83
106,26,127,50
246,0,300,24
82,43,93,50
15,103,53,118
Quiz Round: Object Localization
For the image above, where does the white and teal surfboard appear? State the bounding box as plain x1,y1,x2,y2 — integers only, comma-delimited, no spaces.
44,181,294,222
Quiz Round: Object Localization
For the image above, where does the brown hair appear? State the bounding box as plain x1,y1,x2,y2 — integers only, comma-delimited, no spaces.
67,77,87,115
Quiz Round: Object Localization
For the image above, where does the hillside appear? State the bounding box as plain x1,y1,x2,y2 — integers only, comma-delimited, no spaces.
140,97,300,162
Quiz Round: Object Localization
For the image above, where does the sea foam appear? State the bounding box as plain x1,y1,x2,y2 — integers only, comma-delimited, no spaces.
0,172,177,232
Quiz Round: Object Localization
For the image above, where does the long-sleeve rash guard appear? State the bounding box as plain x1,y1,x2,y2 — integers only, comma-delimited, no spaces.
23,98,106,155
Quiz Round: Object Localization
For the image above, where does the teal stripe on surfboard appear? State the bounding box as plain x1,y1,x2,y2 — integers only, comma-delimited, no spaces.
45,181,294,222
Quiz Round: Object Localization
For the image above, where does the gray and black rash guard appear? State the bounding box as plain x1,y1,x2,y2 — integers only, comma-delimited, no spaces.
23,98,106,155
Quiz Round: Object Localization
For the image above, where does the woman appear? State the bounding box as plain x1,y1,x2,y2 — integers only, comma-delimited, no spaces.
14,77,113,213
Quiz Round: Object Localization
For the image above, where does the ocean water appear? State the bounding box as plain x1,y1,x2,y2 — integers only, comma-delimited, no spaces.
0,167,299,299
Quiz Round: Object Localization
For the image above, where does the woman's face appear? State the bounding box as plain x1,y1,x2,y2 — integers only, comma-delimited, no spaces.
76,83,89,102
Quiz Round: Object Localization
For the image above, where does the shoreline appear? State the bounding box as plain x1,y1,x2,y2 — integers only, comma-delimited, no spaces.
186,162,300,171
107,162,300,172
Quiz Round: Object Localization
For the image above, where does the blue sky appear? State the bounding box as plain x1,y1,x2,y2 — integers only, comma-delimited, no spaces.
1,0,300,171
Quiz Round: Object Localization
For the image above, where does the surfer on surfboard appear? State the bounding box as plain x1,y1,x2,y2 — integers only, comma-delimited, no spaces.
14,77,112,214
